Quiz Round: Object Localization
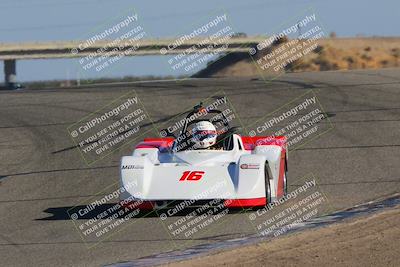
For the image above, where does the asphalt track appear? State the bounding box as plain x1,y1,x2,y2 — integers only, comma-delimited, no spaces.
0,68,399,266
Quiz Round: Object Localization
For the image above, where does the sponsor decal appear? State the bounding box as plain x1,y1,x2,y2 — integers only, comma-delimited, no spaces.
122,165,144,169
240,163,260,169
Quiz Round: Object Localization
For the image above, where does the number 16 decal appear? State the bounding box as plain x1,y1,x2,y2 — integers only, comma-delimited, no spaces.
179,171,205,181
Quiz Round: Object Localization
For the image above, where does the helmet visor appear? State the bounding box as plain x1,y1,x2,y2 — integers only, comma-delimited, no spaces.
193,130,217,141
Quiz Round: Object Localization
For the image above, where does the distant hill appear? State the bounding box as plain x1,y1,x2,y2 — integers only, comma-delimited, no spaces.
193,37,400,78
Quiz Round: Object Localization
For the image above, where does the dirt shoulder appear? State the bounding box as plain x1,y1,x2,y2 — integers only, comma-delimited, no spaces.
164,206,400,267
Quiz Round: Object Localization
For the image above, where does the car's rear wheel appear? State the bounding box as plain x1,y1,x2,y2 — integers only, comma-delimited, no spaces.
264,161,272,205
283,173,288,196
283,160,288,197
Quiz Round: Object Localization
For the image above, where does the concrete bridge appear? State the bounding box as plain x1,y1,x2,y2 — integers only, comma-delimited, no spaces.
0,37,264,87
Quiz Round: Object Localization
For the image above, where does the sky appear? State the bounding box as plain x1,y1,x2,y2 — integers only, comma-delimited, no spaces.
0,0,399,82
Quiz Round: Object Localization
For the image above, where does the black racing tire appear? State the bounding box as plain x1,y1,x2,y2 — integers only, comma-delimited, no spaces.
264,161,272,205
283,159,288,197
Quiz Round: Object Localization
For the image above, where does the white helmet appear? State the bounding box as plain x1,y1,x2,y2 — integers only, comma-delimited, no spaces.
192,121,217,149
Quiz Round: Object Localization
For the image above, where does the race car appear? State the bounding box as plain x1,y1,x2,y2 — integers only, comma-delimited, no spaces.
119,104,287,210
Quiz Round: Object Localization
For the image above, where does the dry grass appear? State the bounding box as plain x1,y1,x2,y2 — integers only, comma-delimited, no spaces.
302,38,400,71
206,37,400,77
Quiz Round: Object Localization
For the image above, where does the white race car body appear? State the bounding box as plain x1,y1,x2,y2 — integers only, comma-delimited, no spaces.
120,134,287,209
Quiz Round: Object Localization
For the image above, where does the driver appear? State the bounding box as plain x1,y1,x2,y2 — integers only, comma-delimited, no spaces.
191,121,219,150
